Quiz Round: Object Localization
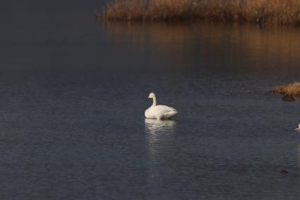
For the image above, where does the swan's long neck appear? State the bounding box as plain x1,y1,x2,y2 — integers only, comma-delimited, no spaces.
152,95,157,106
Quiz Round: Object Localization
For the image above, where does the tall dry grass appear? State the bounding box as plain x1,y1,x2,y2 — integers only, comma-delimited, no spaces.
271,82,300,101
149,0,194,20
100,0,196,20
98,0,300,25
101,0,148,20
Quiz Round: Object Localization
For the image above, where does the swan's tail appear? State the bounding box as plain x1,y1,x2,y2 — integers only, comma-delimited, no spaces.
163,109,178,119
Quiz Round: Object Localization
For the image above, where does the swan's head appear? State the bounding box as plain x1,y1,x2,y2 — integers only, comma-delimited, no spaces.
148,92,156,99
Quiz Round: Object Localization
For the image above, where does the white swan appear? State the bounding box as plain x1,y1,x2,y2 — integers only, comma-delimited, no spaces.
145,92,178,120
296,124,300,131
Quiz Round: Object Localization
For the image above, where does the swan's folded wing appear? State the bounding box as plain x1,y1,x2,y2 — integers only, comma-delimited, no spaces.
154,105,178,119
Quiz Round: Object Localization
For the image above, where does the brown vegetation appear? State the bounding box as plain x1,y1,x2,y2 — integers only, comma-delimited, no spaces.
97,0,300,25
271,82,300,101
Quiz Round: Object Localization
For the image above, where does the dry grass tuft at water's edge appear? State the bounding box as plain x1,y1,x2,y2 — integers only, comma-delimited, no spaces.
271,82,300,101
97,0,300,26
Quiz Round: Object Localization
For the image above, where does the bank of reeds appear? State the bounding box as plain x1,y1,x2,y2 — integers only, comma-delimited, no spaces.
97,0,300,25
271,82,300,101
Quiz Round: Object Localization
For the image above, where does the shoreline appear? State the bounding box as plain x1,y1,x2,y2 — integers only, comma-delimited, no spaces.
96,0,300,26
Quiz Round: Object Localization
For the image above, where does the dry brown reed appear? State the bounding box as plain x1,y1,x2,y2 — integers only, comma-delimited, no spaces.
101,0,148,20
98,0,300,25
271,82,300,101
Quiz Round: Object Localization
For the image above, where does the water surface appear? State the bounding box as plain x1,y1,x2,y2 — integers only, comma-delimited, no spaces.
1,1,300,199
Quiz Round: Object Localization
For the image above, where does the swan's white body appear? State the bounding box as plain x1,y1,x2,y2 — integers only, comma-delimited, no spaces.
296,124,300,131
145,92,178,120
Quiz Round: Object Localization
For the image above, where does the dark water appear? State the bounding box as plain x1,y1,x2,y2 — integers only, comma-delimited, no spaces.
1,1,300,199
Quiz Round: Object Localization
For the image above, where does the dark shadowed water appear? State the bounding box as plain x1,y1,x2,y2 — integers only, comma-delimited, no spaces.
1,1,300,199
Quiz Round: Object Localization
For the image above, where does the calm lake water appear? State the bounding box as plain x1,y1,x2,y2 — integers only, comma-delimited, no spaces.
1,1,300,199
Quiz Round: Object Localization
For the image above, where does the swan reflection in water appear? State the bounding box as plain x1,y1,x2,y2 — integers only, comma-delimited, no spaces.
145,118,176,135
298,144,300,168
145,119,176,191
